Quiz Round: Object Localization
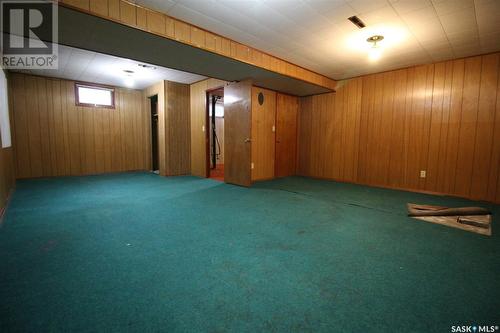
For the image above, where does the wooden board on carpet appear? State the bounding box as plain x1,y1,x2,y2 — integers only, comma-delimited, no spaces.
411,215,492,236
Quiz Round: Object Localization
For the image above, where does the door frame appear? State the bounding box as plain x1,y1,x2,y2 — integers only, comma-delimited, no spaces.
205,86,225,178
148,94,159,172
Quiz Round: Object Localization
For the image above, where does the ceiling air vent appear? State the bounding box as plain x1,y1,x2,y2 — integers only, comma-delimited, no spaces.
348,16,366,29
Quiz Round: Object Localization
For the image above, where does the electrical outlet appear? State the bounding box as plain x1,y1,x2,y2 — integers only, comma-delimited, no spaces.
251,162,254,169
202,125,205,132
420,170,426,178
272,125,276,132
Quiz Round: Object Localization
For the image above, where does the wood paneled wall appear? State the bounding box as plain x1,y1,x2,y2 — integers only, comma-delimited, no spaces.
144,80,191,176
298,53,500,203
165,81,190,176
0,145,14,218
58,0,336,90
275,93,298,178
144,81,165,175
10,73,151,178
0,71,14,219
190,78,227,177
251,87,276,181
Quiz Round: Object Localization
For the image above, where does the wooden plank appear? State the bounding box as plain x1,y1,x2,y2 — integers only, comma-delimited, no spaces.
147,10,166,35
436,61,454,193
454,56,481,197
45,79,58,176
66,81,82,175
425,62,445,192
275,94,298,178
418,64,435,190
470,54,499,199
136,6,147,30
332,85,344,179
165,16,174,38
442,59,465,193
119,0,136,26
488,57,500,202
387,69,408,188
35,77,52,177
108,0,120,20
251,86,276,181
51,79,66,176
323,93,335,179
166,82,191,175
25,76,43,177
190,27,205,48
11,74,31,178
357,75,374,183
174,20,190,43
89,0,108,16
297,97,312,176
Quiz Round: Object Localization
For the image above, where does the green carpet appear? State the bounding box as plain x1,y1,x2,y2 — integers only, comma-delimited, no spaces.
0,172,499,332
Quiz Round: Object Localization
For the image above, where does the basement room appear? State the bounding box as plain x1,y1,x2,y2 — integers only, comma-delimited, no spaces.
0,0,499,332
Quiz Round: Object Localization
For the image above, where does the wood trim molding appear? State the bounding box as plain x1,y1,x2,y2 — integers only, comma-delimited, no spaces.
57,0,337,91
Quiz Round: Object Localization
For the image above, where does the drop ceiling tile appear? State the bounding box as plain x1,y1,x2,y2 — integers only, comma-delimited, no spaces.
347,0,388,14
359,5,400,25
322,3,358,24
431,0,474,16
399,5,438,26
439,8,478,34
391,0,432,15
305,0,350,14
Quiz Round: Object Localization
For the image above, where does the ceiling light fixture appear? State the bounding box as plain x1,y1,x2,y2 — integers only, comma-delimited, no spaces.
367,35,384,62
367,35,384,47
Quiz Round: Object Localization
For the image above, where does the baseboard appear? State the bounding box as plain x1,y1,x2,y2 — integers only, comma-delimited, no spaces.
15,169,150,180
296,174,499,204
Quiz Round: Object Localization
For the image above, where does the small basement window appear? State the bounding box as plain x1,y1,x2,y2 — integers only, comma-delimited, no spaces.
75,83,115,108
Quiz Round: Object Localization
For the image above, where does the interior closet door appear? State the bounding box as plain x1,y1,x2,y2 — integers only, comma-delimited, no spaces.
224,80,252,186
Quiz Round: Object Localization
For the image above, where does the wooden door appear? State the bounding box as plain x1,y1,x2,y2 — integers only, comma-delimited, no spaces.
224,80,252,186
275,93,298,177
251,87,276,181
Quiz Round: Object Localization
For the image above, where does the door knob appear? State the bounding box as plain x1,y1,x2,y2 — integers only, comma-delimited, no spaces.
244,138,251,143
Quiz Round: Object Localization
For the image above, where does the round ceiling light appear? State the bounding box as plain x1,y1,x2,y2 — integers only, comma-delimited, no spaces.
366,35,384,46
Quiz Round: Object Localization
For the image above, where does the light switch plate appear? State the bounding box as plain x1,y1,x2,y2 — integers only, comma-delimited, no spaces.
420,170,426,178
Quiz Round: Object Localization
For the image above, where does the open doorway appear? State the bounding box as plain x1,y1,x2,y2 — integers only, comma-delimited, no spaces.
206,88,224,181
149,95,159,174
